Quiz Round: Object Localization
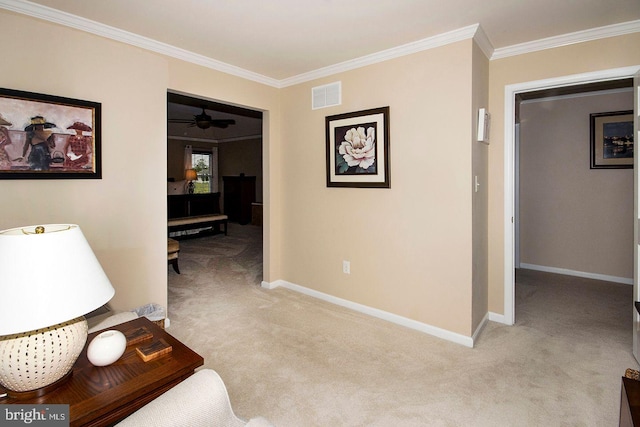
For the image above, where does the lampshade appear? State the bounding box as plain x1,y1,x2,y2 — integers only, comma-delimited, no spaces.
0,224,115,397
185,168,197,181
0,224,115,336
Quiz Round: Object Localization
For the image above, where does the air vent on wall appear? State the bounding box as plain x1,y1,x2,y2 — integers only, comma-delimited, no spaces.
312,81,341,110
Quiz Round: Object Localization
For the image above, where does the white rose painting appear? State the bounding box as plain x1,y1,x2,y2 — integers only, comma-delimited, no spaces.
325,106,390,188
335,124,377,174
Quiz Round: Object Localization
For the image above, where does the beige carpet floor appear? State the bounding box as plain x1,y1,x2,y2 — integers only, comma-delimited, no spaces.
167,224,639,426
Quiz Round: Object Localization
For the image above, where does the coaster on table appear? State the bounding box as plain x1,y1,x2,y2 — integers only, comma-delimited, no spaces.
124,326,153,346
136,339,172,362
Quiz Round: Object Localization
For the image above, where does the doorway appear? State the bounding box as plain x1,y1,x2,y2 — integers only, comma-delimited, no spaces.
503,66,640,325
166,90,265,278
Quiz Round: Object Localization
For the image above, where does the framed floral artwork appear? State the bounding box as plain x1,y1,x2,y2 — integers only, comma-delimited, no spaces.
590,110,633,169
0,88,101,179
325,106,390,188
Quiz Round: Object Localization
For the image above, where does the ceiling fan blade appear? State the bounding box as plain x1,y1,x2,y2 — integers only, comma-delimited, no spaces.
169,111,236,130
168,118,196,124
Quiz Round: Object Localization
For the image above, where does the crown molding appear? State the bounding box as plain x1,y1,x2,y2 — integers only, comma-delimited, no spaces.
519,87,633,105
491,19,640,60
3,0,637,88
472,24,494,60
279,24,483,87
0,0,281,88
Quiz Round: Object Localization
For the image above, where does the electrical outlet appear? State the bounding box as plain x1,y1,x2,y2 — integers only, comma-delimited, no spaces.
343,260,350,274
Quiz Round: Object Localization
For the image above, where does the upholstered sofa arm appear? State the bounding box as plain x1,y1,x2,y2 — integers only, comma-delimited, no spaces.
115,369,273,427
245,417,275,427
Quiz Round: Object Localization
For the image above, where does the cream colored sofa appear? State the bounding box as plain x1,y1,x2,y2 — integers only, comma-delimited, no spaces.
115,369,273,427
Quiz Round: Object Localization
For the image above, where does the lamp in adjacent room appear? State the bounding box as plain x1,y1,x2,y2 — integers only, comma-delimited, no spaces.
0,224,115,398
185,168,197,194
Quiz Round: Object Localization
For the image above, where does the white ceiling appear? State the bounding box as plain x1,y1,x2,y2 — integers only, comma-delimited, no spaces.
15,0,640,83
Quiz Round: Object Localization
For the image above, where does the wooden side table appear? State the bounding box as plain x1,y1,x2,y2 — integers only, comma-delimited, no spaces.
0,317,204,427
621,376,640,427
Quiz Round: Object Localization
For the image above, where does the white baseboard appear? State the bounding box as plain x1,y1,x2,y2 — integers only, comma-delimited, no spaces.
488,311,507,324
262,280,475,348
261,280,278,290
472,312,490,342
519,263,633,285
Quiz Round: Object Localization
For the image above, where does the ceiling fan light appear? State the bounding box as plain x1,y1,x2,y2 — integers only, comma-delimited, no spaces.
195,120,211,129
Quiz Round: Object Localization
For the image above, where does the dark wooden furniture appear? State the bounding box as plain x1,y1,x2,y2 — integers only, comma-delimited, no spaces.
0,317,203,427
168,237,180,273
621,376,640,426
251,202,263,226
168,192,226,236
168,192,221,219
223,175,256,225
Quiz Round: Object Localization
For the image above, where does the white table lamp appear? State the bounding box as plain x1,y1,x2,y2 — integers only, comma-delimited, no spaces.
0,224,115,398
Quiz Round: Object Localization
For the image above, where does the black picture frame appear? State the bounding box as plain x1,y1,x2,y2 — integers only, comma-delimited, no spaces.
590,110,633,169
325,106,390,188
0,88,101,179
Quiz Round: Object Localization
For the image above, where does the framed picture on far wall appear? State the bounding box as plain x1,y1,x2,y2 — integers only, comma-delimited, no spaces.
326,106,390,188
0,88,101,179
590,110,633,169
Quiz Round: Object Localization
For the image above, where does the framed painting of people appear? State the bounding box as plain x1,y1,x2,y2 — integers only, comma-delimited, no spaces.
326,106,390,188
0,88,101,179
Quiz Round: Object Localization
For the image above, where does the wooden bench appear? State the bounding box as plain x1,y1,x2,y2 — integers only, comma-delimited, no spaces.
168,214,228,236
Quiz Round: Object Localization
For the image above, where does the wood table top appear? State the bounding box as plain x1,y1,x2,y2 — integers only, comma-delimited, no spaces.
0,317,204,426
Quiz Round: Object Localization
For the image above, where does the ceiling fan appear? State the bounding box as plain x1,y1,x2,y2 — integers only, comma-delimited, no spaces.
168,107,236,130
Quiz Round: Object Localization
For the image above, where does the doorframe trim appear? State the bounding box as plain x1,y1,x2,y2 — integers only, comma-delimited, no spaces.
503,65,640,325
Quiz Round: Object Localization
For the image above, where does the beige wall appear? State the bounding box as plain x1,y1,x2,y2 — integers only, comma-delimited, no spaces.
488,33,640,314
0,10,282,317
0,11,168,312
279,40,478,336
7,6,637,340
167,139,192,181
519,90,633,279
471,42,490,331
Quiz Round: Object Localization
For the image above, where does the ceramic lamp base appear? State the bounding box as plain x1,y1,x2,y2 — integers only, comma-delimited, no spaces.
0,317,88,398
4,370,73,399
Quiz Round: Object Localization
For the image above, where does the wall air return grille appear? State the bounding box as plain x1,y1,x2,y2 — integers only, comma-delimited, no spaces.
312,81,341,110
